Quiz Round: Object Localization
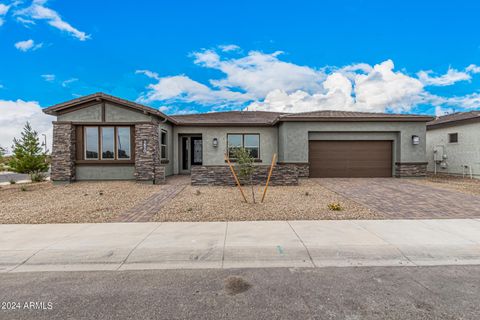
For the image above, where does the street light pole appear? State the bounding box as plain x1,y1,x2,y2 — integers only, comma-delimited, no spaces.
42,134,47,153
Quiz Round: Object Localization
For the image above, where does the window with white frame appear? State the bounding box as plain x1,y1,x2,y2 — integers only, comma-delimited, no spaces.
160,129,168,159
227,134,260,159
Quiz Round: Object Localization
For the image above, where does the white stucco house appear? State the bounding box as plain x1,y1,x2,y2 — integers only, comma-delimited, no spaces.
427,111,480,179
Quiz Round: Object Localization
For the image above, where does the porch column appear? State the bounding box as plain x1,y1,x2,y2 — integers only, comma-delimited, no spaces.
51,122,76,183
134,122,165,184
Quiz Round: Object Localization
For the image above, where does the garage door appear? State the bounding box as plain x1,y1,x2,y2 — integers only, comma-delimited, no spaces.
309,140,392,178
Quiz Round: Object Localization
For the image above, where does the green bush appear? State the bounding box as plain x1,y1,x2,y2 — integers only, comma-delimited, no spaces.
232,147,256,203
31,172,46,182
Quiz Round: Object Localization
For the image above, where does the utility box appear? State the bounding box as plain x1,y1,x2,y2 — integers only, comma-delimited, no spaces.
433,145,445,162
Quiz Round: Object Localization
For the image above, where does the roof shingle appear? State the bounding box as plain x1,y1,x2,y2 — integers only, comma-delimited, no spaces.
427,111,480,129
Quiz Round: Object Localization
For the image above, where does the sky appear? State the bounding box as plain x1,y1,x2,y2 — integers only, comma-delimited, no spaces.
0,0,480,151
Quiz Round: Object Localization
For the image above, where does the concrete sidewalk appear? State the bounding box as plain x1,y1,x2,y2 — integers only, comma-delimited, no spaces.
1,219,480,272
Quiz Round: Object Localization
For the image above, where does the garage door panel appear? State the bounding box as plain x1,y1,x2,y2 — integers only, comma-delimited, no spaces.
309,140,392,178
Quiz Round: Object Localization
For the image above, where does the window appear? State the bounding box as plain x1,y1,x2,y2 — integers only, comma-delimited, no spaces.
83,126,131,161
85,127,99,159
448,133,458,143
117,127,131,159
160,129,167,159
101,127,115,159
227,134,260,159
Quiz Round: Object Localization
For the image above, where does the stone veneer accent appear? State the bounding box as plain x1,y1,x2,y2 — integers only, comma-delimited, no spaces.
395,162,427,177
134,122,165,184
280,163,309,178
191,164,299,186
51,122,76,182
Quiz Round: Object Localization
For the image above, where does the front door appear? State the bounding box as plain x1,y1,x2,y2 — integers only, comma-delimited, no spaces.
180,136,202,173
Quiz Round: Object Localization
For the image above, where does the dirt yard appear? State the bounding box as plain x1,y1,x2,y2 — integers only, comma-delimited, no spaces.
0,181,163,224
408,174,480,196
152,179,379,222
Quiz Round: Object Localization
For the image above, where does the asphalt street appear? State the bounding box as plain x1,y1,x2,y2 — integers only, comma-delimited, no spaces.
1,265,479,320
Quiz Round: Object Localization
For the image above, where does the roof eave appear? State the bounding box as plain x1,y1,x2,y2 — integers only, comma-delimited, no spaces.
427,117,480,130
278,116,434,122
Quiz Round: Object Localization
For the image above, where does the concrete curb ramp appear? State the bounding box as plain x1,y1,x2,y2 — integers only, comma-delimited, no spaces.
1,219,480,273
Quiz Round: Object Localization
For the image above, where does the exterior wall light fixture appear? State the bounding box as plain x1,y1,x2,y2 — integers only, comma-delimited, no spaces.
412,135,420,145
212,138,219,148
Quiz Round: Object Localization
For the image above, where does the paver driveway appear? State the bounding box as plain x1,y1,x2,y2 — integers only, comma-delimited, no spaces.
317,178,480,218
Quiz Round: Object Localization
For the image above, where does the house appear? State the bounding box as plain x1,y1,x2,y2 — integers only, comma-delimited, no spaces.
426,111,480,179
43,92,433,185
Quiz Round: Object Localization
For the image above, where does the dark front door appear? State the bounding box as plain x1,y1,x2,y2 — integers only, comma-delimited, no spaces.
181,137,189,171
309,140,393,178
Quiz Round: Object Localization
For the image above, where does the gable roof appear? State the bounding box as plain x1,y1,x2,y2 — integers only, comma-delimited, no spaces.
427,111,480,130
43,93,433,126
42,92,173,122
276,110,433,123
171,111,286,126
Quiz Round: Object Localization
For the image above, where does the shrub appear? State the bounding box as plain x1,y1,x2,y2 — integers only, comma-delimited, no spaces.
20,185,27,192
30,172,46,182
232,147,256,203
327,202,343,211
9,179,16,185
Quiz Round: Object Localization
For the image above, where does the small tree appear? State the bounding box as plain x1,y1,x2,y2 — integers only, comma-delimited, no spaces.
0,146,4,161
9,122,48,179
233,147,257,203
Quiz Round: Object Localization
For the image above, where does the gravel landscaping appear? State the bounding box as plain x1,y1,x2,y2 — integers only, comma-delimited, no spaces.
408,174,480,196
152,179,379,222
0,181,163,224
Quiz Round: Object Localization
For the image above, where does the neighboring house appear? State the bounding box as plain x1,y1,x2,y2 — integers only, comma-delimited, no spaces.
426,111,480,179
43,93,433,185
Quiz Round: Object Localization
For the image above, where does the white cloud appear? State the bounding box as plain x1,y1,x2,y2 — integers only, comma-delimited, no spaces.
14,0,90,41
61,78,78,87
41,74,55,82
14,39,43,52
192,49,326,99
435,106,454,117
137,46,480,114
137,75,252,106
135,69,160,80
466,64,480,74
0,99,52,154
16,16,36,27
0,3,11,27
417,68,471,86
219,44,240,52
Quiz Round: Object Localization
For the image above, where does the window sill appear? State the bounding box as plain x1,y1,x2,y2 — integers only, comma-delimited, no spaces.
225,159,262,163
76,160,135,165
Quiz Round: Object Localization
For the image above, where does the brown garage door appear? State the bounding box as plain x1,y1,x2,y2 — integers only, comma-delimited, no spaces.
309,140,392,178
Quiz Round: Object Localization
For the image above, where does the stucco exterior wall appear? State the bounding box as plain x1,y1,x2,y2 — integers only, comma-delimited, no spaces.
57,104,102,122
76,165,135,180
278,121,427,164
105,103,152,122
426,122,480,178
172,126,278,174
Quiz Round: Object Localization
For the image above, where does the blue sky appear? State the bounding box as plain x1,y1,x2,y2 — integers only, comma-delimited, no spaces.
0,0,480,149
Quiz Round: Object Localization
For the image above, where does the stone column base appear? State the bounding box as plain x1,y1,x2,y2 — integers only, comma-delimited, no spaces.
395,162,427,177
